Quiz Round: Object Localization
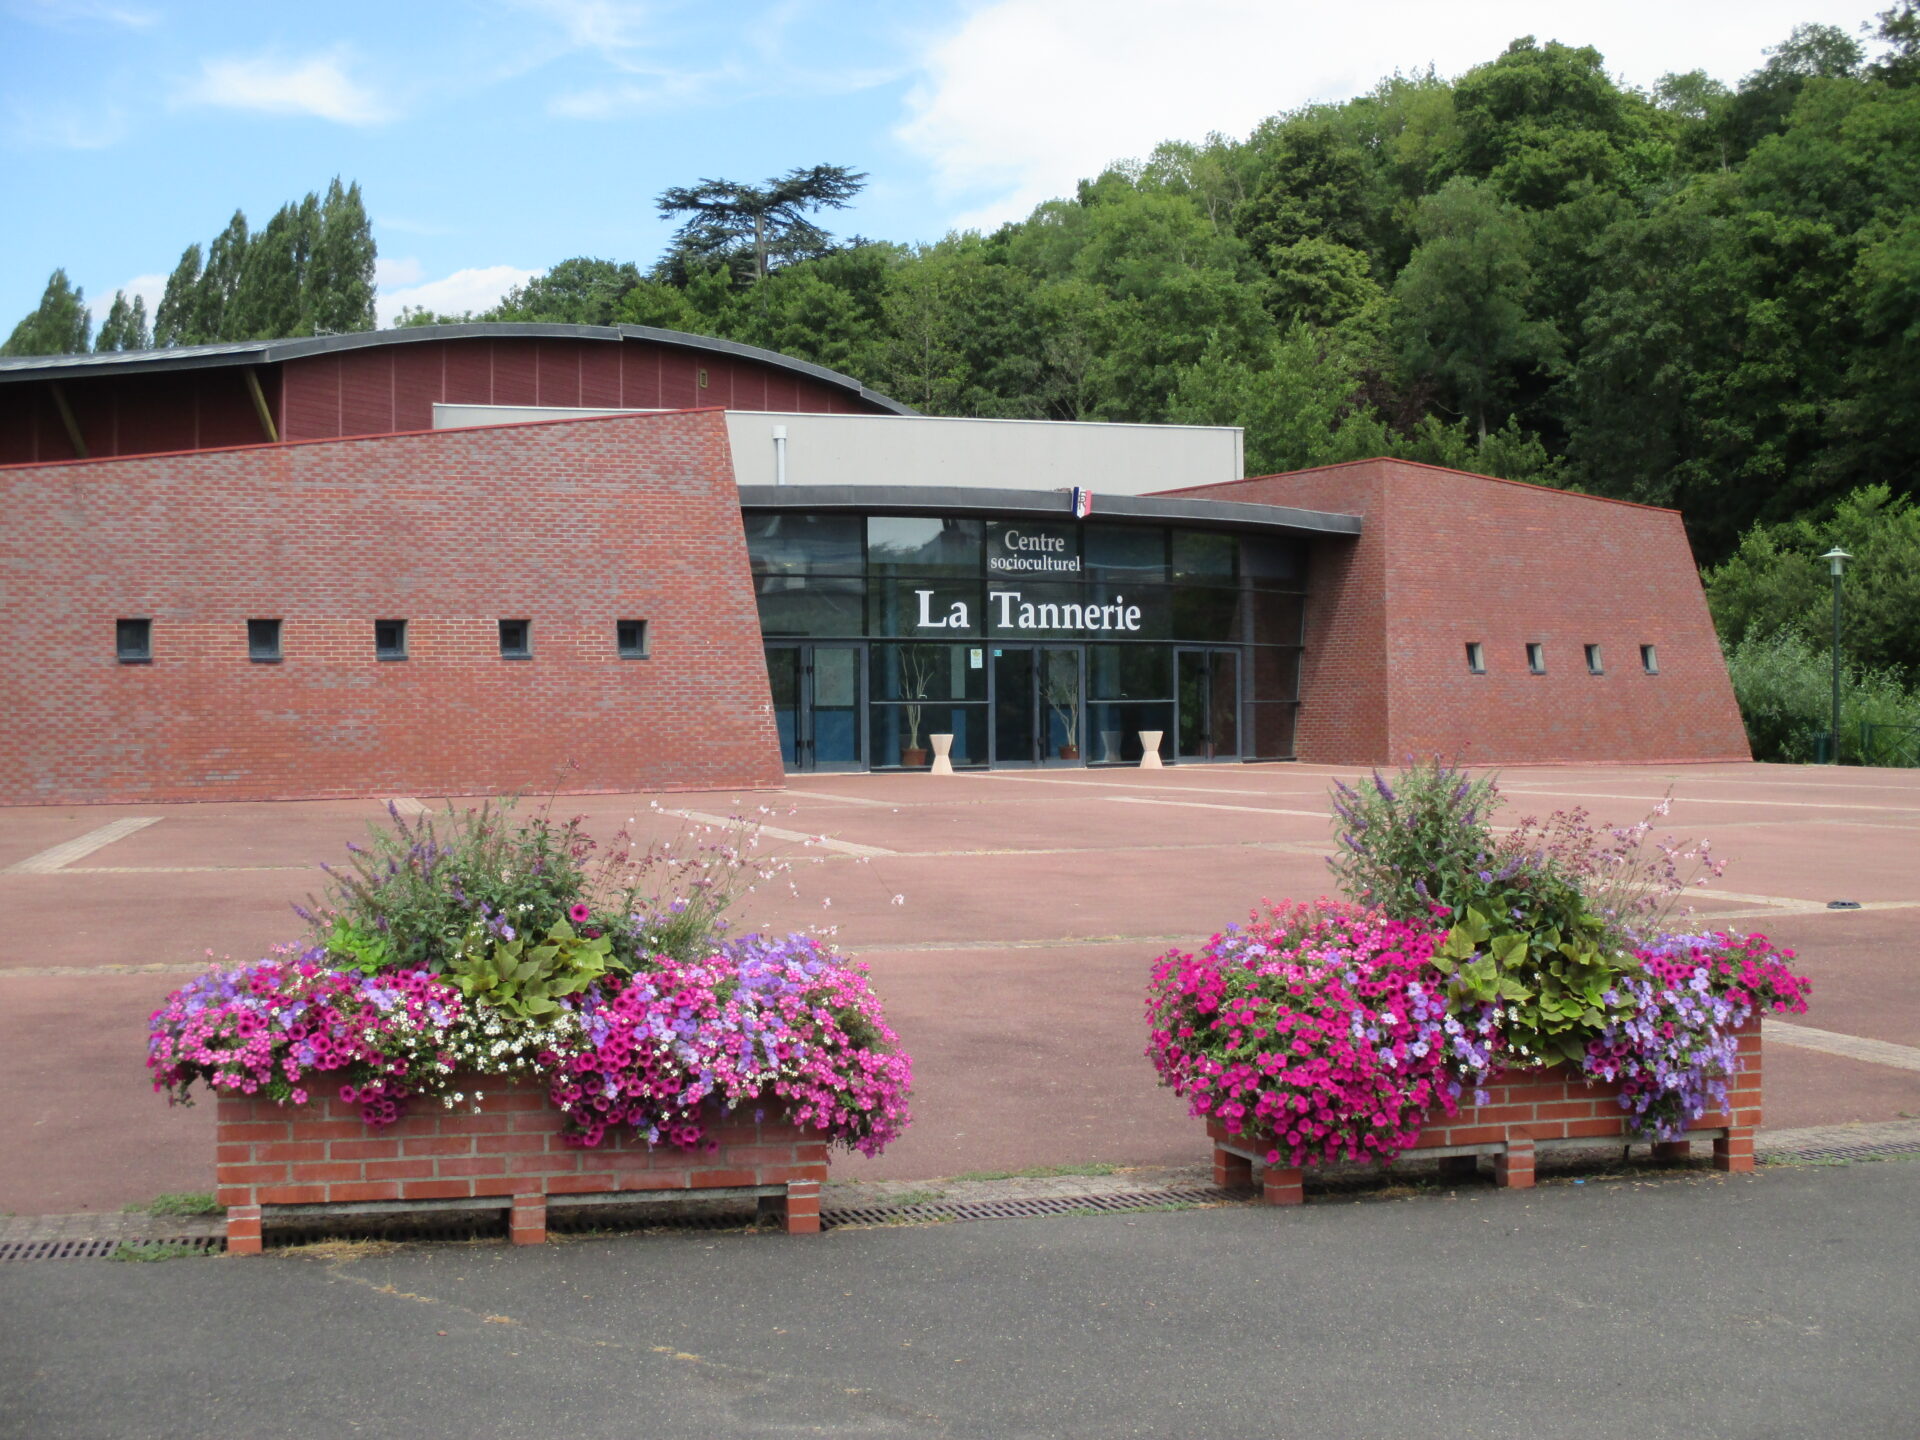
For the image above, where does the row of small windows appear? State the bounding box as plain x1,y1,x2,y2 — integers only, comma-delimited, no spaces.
116,619,651,663
1464,642,1659,676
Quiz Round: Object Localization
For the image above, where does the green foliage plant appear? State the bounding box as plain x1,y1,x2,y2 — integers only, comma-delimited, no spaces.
303,798,591,974
446,920,611,1020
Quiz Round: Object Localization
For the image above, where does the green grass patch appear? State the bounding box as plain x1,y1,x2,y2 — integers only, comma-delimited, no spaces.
123,1192,221,1217
108,1241,206,1263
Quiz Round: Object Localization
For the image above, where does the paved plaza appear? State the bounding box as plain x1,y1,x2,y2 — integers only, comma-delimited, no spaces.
3,761,1919,1216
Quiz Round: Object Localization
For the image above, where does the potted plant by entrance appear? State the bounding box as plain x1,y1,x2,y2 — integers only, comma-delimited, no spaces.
1146,761,1810,1205
899,643,937,767
1044,653,1081,761
147,802,914,1251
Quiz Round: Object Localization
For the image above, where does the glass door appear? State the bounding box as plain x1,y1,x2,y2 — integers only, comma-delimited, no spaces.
765,643,865,772
1176,648,1241,762
994,645,1084,767
991,646,1039,767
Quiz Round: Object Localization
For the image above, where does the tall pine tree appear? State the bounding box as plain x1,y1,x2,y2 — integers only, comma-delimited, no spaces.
307,178,376,334
154,244,204,346
95,291,150,351
1,269,91,356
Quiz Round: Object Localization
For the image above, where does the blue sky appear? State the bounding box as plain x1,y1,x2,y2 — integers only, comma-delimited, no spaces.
1,0,1886,335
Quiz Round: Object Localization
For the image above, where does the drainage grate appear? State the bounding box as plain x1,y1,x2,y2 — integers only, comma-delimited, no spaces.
1763,1141,1920,1165
822,1186,1244,1229
0,1236,223,1262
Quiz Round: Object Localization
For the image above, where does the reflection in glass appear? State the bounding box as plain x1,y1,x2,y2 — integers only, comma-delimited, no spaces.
869,580,982,638
766,646,800,766
745,513,863,575
1085,524,1168,583
868,517,983,577
1088,702,1174,764
871,642,988,702
1172,529,1236,583
757,577,864,637
811,646,860,765
1247,703,1298,759
1249,591,1305,646
1240,536,1307,588
1248,645,1301,703
1087,645,1172,701
872,704,988,768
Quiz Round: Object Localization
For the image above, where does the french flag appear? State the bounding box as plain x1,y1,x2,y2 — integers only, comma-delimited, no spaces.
1070,486,1093,519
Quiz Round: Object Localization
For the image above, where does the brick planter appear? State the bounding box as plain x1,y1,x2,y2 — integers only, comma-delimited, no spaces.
217,1081,829,1253
1209,1019,1762,1205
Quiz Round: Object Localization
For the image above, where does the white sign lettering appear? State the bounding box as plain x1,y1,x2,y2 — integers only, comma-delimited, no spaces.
988,526,1082,575
986,588,1141,634
914,588,972,630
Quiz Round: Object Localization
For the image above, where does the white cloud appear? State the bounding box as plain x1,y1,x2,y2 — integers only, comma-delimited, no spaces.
513,0,654,52
177,48,393,126
86,271,166,327
896,0,1880,233
375,256,426,288
377,264,537,325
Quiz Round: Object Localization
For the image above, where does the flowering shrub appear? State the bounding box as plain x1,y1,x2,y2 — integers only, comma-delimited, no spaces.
147,952,471,1123
150,804,913,1159
549,933,912,1157
1151,763,1814,1171
1584,932,1809,1139
1146,904,1501,1170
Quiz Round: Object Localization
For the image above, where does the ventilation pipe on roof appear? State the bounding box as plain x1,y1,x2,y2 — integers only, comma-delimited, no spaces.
773,424,788,486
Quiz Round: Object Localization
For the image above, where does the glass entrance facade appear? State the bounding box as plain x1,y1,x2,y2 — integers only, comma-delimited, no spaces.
747,510,1307,771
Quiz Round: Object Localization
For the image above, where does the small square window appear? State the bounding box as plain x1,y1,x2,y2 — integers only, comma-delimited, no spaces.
248,618,282,663
499,619,531,659
1641,644,1659,675
1526,642,1546,674
1465,641,1485,674
375,619,408,661
116,618,152,663
1585,643,1604,675
617,619,650,659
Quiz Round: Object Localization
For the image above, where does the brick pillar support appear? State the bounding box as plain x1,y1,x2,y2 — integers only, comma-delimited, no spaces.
226,1204,263,1256
1713,1128,1756,1174
1214,1146,1254,1190
509,1192,547,1246
782,1179,822,1235
1493,1137,1535,1190
1259,1167,1305,1206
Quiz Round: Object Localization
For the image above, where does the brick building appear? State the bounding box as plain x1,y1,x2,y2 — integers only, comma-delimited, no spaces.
0,324,1747,805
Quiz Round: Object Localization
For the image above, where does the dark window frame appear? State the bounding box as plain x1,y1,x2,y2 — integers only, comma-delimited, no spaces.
374,618,408,661
116,617,152,664
1465,641,1486,674
616,619,650,659
1585,643,1605,676
1526,642,1546,675
499,618,532,659
247,618,283,663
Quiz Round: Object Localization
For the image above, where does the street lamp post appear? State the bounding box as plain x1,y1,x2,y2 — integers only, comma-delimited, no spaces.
1821,547,1852,764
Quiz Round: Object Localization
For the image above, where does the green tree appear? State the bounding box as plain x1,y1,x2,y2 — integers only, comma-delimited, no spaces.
227,198,317,340
192,210,250,343
306,178,376,334
1392,177,1560,441
656,165,867,282
1168,324,1389,474
489,257,643,324
154,245,204,346
1,268,91,356
94,290,150,351
1705,485,1920,682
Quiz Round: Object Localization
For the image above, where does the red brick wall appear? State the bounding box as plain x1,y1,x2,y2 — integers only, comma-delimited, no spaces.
1170,460,1750,765
0,408,787,804
217,1082,831,1249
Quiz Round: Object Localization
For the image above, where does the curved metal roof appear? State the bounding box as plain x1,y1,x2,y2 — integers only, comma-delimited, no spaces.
0,321,918,416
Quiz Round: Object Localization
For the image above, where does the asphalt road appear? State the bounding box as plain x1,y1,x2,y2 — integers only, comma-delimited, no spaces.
4,1160,1916,1440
